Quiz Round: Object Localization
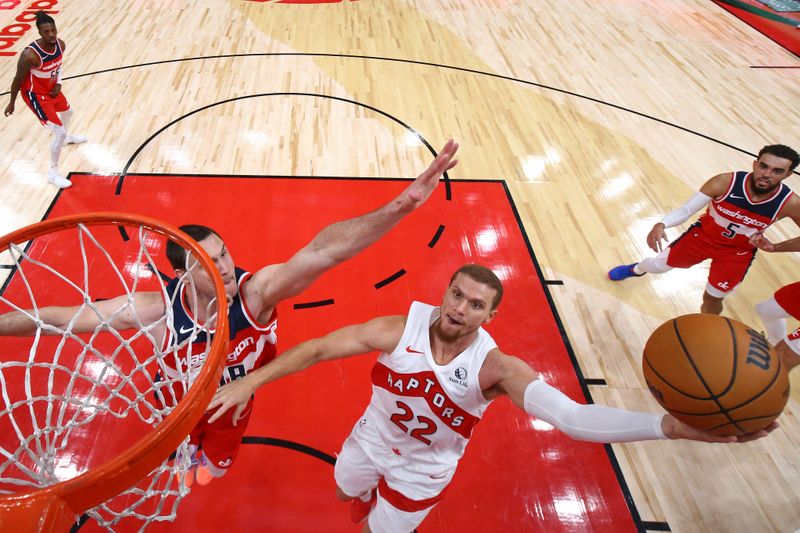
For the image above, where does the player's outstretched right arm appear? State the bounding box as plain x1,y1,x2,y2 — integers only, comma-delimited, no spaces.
0,292,166,336
481,350,775,444
4,49,38,117
207,315,406,425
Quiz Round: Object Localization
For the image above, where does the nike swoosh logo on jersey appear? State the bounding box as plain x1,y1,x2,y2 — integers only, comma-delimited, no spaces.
179,325,197,334
729,195,744,199
429,472,448,479
736,251,750,255
405,345,425,354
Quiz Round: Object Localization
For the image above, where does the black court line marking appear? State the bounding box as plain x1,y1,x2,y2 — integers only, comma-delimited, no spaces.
642,521,671,531
293,299,336,310
374,269,406,289
71,437,338,531
241,436,336,465
584,378,608,386
499,180,648,532
116,92,452,201
0,52,783,163
0,265,13,269
544,279,564,285
428,224,445,248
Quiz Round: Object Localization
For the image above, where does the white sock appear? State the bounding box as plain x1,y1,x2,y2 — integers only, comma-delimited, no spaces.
755,297,789,345
635,251,672,275
50,124,66,170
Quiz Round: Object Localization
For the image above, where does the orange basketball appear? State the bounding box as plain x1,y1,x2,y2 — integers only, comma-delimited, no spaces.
642,314,789,436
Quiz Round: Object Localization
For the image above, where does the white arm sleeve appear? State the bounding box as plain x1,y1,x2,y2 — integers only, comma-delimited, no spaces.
523,380,666,442
659,191,712,228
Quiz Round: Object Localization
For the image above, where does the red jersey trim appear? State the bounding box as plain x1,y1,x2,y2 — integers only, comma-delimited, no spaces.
773,190,795,221
238,272,276,330
741,172,786,205
716,172,735,201
377,478,446,512
371,362,481,439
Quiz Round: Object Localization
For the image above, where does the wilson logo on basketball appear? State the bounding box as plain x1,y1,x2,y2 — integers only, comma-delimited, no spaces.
744,329,771,370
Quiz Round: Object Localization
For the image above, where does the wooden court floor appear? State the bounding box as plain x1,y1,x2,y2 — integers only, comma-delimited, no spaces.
0,1,799,531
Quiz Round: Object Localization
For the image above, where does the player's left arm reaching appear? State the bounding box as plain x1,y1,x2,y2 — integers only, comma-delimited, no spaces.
207,315,406,424
479,350,775,444
243,139,459,319
749,196,800,252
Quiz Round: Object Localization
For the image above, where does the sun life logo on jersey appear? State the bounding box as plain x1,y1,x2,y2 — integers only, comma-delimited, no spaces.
448,366,468,388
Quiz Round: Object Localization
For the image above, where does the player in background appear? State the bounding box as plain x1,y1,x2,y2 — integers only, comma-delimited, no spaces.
209,264,773,532
608,145,799,315
4,11,87,188
752,228,800,373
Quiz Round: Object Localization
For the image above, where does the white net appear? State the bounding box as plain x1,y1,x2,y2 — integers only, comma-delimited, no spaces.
0,221,220,531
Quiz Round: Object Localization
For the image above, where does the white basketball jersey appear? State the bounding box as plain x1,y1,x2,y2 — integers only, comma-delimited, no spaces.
355,301,497,475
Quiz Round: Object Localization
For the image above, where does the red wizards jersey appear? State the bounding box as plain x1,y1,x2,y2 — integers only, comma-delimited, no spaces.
161,267,278,387
21,40,63,95
697,171,793,248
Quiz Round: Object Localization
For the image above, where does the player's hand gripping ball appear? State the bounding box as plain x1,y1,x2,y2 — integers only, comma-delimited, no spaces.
643,313,789,436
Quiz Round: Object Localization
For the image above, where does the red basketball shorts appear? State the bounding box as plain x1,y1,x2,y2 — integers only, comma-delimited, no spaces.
667,224,755,295
20,90,70,127
190,398,253,469
775,281,800,321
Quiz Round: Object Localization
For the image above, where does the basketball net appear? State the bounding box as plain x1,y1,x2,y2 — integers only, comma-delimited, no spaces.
0,214,229,531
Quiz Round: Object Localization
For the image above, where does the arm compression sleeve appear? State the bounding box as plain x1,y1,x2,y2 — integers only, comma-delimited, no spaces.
659,191,712,228
523,380,666,442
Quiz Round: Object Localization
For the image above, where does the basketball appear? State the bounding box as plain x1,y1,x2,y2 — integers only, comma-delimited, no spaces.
643,313,789,436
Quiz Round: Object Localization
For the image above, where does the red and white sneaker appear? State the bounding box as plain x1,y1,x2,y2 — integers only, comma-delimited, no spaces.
350,489,377,524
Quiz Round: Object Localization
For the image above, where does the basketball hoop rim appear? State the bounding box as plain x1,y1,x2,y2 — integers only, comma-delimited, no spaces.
0,212,230,526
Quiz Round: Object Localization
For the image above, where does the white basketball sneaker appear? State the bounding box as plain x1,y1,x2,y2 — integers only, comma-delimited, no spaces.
63,134,88,145
47,168,72,188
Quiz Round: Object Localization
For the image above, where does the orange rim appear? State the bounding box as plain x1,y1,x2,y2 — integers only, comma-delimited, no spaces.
0,212,229,528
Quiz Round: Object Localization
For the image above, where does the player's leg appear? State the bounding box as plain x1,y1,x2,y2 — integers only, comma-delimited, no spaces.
365,478,445,533
194,402,254,485
53,95,87,145
776,334,800,373
45,121,70,187
334,434,381,523
608,247,668,280
609,223,706,281
702,250,755,315
701,289,724,315
757,281,800,343
755,295,791,345
20,91,71,187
